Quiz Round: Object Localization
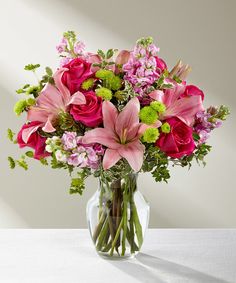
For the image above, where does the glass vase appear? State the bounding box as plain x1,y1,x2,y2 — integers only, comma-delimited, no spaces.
86,173,150,259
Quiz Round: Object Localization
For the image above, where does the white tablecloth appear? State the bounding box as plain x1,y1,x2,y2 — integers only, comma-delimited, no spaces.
0,229,235,283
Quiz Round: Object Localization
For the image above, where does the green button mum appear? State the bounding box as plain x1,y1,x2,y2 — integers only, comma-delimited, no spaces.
139,106,158,124
96,87,112,101
150,101,166,114
142,127,160,143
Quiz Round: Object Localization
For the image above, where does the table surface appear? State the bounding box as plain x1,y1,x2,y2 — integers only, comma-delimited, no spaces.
0,229,235,283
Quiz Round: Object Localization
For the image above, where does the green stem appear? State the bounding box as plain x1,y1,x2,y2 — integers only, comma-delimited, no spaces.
93,212,106,243
96,217,109,251
110,216,124,256
121,181,128,256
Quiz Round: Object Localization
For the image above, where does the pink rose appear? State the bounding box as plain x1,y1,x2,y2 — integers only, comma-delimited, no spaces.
156,117,195,158
155,56,167,72
181,85,204,101
62,58,94,94
70,91,103,127
17,121,50,159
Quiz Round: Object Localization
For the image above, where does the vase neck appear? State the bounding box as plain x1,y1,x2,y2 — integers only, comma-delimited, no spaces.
99,173,138,194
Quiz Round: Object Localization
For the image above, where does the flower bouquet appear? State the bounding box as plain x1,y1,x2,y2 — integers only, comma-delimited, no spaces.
8,31,229,259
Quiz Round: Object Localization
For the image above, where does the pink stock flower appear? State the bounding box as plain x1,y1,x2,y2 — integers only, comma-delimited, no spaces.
27,68,86,141
56,37,67,53
156,117,195,158
82,97,148,172
149,83,204,126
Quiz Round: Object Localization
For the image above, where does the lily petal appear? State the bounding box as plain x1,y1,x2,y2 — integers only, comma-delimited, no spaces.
163,83,186,107
103,148,122,170
102,101,118,132
22,123,43,143
82,128,120,149
115,97,140,139
42,117,56,133
118,141,145,172
67,91,86,106
163,95,204,126
53,68,71,104
148,90,164,102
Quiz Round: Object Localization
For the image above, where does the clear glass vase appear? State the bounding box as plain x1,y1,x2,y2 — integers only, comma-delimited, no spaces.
86,173,150,259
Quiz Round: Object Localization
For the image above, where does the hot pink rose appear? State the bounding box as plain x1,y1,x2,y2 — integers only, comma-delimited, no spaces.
17,121,50,159
62,58,94,94
181,85,204,101
155,56,167,72
70,91,103,127
156,117,195,158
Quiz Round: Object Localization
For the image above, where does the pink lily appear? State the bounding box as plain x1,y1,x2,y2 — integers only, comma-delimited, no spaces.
82,97,147,172
149,83,204,126
25,68,86,142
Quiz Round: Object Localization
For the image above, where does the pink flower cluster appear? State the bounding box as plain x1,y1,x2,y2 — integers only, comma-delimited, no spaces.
194,110,222,144
123,40,166,95
61,132,104,169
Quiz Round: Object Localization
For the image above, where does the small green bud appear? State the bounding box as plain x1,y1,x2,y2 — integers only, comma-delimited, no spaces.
142,127,160,143
8,156,16,169
96,87,112,101
161,122,171,133
111,76,122,91
150,101,166,114
136,37,154,47
95,69,114,80
81,78,95,90
139,106,158,124
14,100,27,116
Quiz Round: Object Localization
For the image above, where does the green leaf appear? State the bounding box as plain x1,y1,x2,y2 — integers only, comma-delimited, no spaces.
40,158,48,166
8,156,15,169
25,151,34,158
24,64,40,71
106,49,114,59
97,49,106,59
45,67,53,76
7,128,15,142
17,159,28,170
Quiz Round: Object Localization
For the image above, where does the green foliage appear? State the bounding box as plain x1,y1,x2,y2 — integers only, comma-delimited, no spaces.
39,158,48,166
142,145,170,183
25,151,34,158
69,169,91,195
136,37,153,47
152,71,173,90
16,159,28,170
7,128,15,142
94,49,118,68
8,156,16,169
24,63,40,71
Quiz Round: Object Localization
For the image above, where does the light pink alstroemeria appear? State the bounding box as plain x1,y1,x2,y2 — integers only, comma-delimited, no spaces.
25,68,86,142
149,83,204,126
82,97,147,172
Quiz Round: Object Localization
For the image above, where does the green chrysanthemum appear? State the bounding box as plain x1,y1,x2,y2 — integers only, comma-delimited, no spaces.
142,127,160,143
161,122,171,133
96,87,112,100
81,78,95,90
95,69,114,80
14,100,27,116
150,101,166,114
111,76,122,91
139,106,158,124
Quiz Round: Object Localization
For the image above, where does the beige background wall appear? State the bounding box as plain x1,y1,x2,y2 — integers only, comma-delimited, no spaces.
0,0,235,228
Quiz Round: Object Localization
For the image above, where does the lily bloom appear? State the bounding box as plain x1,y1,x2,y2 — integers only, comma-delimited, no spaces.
26,68,86,141
149,83,204,126
82,97,147,172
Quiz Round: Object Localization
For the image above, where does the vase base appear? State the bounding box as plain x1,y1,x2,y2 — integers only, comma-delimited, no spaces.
97,251,137,260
